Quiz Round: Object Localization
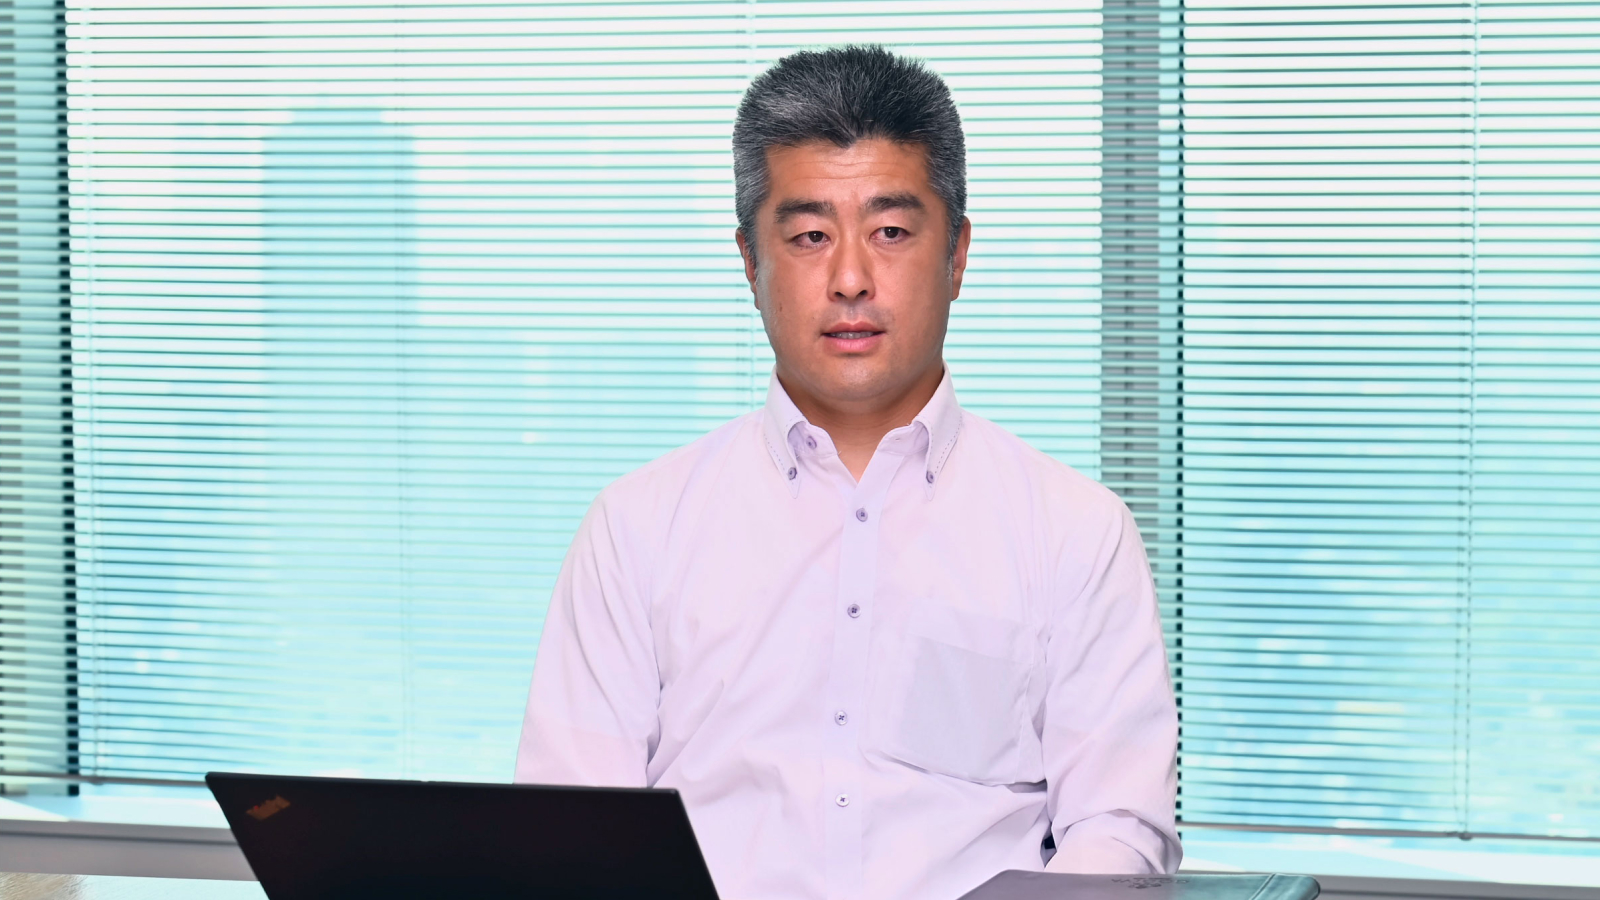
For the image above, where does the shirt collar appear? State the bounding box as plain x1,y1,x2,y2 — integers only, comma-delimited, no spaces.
760,367,963,499
761,374,812,497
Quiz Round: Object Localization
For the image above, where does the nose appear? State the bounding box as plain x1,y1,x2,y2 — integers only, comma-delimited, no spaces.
828,231,873,303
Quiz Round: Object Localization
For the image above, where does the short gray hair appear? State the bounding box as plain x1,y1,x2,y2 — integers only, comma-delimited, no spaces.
732,45,967,264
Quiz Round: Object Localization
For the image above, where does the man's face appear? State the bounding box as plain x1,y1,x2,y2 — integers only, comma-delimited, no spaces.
737,138,971,410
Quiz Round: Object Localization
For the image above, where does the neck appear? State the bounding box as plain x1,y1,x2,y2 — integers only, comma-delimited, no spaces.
778,364,944,482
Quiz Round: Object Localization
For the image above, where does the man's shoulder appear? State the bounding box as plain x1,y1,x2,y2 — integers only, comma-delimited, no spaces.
593,409,761,515
958,409,1131,523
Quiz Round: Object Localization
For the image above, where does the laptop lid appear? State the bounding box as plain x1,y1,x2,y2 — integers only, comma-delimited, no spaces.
958,872,1321,900
207,772,722,900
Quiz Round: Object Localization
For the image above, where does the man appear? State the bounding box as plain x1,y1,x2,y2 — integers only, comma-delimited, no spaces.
517,45,1180,900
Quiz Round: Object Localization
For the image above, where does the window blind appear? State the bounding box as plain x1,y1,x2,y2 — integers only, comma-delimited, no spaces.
1172,0,1600,837
0,0,1592,847
0,0,71,791
19,0,1105,785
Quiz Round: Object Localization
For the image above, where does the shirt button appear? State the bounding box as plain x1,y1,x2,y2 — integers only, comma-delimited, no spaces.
835,794,850,808
787,467,797,481
855,508,868,522
847,603,861,618
806,436,817,450
925,470,935,484
834,710,848,726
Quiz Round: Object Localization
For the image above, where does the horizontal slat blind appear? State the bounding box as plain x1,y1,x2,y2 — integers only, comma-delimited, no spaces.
0,0,71,791
1463,0,1600,835
0,0,1592,847
47,0,1103,783
1176,0,1600,837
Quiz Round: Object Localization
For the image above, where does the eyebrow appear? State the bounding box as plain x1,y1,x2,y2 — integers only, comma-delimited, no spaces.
771,192,926,225
864,192,926,215
773,198,836,224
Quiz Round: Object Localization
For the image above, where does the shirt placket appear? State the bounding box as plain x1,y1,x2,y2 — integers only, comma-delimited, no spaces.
820,452,902,900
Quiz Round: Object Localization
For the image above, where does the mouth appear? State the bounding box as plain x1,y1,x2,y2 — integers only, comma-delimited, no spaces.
821,325,885,352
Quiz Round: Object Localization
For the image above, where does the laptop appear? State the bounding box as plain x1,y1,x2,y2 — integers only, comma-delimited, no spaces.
207,772,722,900
959,872,1321,900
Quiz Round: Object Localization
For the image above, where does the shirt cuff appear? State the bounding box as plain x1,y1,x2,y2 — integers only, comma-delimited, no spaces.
1046,811,1179,874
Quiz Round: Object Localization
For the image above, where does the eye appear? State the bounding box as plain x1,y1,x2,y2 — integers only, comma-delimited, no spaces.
798,230,826,245
881,226,904,240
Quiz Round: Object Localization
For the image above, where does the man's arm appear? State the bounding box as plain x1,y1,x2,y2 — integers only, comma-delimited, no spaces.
515,490,659,787
1042,501,1182,874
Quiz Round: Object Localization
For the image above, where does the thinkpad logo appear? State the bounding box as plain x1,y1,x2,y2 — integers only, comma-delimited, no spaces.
245,795,291,821
1113,878,1190,889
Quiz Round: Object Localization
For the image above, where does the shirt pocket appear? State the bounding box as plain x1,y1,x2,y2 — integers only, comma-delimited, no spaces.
872,601,1037,786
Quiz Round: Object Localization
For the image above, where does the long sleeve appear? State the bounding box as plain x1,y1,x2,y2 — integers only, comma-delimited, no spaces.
515,490,659,787
1042,502,1182,874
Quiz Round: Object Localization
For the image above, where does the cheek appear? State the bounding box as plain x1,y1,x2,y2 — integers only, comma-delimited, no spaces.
755,281,800,348
889,272,952,343
758,262,818,340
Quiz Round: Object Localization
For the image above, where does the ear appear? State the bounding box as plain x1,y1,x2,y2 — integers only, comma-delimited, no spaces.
950,215,973,300
735,227,758,303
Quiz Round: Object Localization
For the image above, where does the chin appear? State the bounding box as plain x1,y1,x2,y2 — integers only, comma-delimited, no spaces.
815,367,905,404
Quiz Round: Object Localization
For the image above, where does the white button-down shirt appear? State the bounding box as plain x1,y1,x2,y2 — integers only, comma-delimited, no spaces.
517,369,1180,900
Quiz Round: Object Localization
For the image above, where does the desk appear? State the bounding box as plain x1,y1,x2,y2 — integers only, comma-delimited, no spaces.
0,872,266,899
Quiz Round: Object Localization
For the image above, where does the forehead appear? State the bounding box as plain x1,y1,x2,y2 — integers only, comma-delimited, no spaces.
763,138,935,209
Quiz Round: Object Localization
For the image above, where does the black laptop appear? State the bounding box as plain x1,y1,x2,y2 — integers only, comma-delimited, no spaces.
207,772,722,900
